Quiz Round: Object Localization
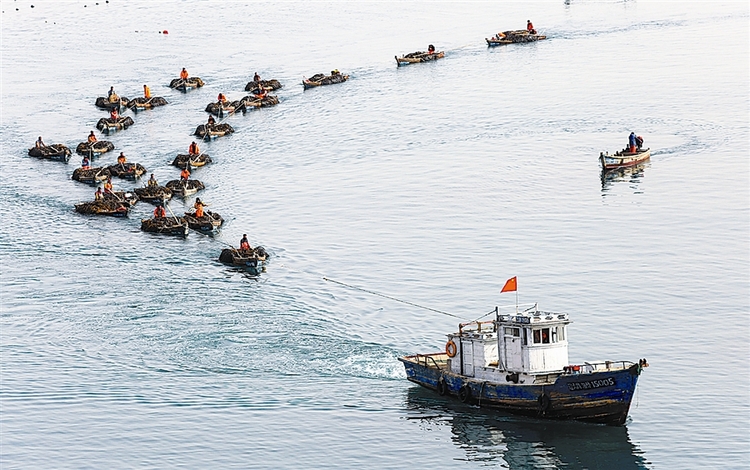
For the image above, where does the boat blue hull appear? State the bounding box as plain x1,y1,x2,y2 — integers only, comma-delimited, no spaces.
399,356,641,425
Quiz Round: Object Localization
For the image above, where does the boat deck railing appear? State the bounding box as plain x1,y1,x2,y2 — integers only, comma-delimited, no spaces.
410,353,449,370
562,360,635,375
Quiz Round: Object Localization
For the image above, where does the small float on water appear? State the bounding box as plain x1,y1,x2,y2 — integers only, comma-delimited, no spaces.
184,210,224,234
245,79,282,93
172,153,212,170
302,71,349,89
126,96,168,110
219,246,268,268
194,123,234,139
72,167,110,185
169,77,204,91
96,116,134,133
95,96,129,110
75,140,114,157
133,185,173,204
28,144,71,163
141,216,189,238
486,30,546,46
107,162,146,181
396,46,445,66
165,179,205,198
600,148,651,170
75,199,129,217
399,284,647,425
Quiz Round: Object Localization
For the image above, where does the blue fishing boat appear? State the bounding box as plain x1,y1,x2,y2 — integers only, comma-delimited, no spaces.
399,304,648,425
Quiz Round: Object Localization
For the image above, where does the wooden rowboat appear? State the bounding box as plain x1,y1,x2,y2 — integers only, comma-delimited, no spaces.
600,148,651,170
219,246,268,268
395,51,445,67
28,144,71,163
486,30,546,46
184,210,224,234
72,167,110,185
103,191,138,207
169,77,204,90
165,179,205,198
96,116,134,132
141,217,189,238
172,153,212,170
302,73,349,89
76,140,114,157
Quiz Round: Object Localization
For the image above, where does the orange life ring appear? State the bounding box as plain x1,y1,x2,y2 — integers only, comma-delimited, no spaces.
445,340,457,358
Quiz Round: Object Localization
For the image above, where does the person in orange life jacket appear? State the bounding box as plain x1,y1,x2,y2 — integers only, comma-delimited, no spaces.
143,85,151,99
188,141,200,155
194,198,206,218
117,152,127,165
88,131,97,143
81,156,91,169
110,108,119,121
103,177,113,193
527,20,536,35
180,68,188,80
240,234,251,251
154,204,166,218
180,167,190,182
217,93,227,103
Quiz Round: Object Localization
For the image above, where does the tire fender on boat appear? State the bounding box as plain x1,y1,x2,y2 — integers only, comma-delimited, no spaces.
445,340,457,357
538,393,551,414
458,384,472,403
437,377,448,396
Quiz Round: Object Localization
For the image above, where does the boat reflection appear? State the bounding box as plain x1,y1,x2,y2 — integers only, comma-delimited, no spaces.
601,162,649,193
403,386,650,469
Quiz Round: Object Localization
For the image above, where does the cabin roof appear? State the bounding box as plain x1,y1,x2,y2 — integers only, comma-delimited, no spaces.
497,310,570,326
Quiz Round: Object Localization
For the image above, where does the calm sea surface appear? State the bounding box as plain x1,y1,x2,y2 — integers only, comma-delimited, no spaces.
1,1,748,468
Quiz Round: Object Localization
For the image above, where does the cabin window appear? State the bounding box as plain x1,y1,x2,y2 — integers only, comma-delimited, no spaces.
551,327,558,343
541,328,550,344
504,327,520,337
523,328,528,345
559,326,565,341
533,329,541,344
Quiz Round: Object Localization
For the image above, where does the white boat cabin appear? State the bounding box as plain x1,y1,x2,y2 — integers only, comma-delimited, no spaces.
446,305,571,384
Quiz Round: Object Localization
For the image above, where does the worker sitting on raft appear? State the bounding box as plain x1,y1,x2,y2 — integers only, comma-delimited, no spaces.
153,204,167,218
427,44,436,54
88,131,97,143
180,68,188,80
240,234,251,252
180,167,190,182
110,108,119,121
527,20,537,35
35,136,46,149
188,141,200,155
194,198,206,218
147,173,159,187
143,85,151,99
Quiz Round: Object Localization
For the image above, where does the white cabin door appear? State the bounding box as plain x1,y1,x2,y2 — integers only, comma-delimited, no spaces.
461,340,475,377
505,335,523,371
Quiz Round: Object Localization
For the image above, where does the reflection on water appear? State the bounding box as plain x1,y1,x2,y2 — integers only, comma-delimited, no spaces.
601,162,649,194
404,387,650,469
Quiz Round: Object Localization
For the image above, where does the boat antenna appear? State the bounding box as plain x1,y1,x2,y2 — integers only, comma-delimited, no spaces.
323,277,463,319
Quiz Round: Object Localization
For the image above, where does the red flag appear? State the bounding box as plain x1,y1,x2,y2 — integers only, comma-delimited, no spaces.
501,276,517,293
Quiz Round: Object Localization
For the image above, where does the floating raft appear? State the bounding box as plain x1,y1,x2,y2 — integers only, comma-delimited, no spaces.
103,191,138,207
141,217,189,238
75,199,129,217
219,246,268,268
95,96,129,110
72,167,110,185
241,95,279,109
194,123,234,139
486,30,547,46
395,50,445,66
127,96,168,110
107,162,146,181
96,116,134,132
205,101,243,117
76,140,114,156
245,79,282,92
165,179,205,198
302,73,349,89
600,148,651,170
169,77,205,90
28,144,71,163
184,210,224,233
133,185,173,204
172,153,212,170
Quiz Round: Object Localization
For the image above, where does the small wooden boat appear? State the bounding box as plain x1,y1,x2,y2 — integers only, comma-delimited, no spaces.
172,153,212,170
133,185,173,204
302,72,349,89
107,162,146,181
219,246,268,268
103,190,138,207
96,116,134,132
75,199,129,217
245,79,282,92
194,123,234,139
169,77,205,90
75,140,114,157
126,96,168,110
141,217,189,238
240,95,280,109
95,96,129,110
600,148,651,170
486,30,547,46
205,101,242,117
72,167,110,185
184,210,224,233
395,50,445,67
28,144,71,163
165,179,205,198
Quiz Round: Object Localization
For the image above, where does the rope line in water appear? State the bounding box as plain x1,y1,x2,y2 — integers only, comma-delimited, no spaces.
323,277,463,319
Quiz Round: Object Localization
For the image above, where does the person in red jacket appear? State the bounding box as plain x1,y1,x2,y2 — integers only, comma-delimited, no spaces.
154,204,166,218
